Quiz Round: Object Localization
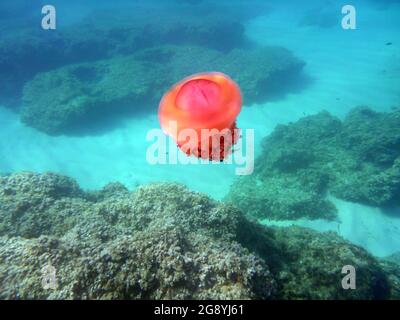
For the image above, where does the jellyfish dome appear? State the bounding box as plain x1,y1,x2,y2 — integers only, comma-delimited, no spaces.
158,72,242,161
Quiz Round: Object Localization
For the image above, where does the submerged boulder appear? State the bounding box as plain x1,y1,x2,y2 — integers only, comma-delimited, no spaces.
226,107,400,220
0,172,398,299
21,45,304,135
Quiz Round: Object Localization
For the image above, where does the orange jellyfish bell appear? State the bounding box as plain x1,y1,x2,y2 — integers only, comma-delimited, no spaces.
158,72,242,161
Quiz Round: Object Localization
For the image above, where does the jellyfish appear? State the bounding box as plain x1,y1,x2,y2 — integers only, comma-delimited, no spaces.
158,72,242,161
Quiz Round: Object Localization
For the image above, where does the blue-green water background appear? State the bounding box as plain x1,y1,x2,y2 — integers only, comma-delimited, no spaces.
0,0,399,257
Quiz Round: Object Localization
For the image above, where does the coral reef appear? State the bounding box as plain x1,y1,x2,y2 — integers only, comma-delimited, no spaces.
0,172,398,299
226,107,400,220
21,45,304,135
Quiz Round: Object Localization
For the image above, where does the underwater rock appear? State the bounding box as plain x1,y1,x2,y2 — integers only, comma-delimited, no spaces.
380,252,400,299
162,45,305,105
0,230,274,299
0,6,247,109
0,172,88,238
20,56,167,135
226,175,337,221
383,252,400,266
226,111,341,221
331,107,400,205
379,254,400,299
0,172,397,299
0,173,275,299
21,45,304,135
226,107,400,220
0,28,67,108
85,182,130,202
271,226,394,299
75,9,248,55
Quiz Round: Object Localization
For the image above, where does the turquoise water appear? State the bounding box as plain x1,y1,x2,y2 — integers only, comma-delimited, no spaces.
0,0,399,299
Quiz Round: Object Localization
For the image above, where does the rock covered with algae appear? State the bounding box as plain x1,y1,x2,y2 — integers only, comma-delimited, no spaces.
226,107,400,221
21,45,304,135
0,172,275,299
0,172,398,299
0,3,261,109
379,254,400,299
383,252,400,266
21,56,167,135
271,226,394,299
331,107,400,205
0,172,87,238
